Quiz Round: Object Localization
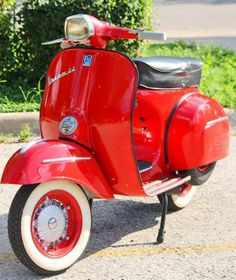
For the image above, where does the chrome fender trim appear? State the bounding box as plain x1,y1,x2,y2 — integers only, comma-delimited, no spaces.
42,156,91,164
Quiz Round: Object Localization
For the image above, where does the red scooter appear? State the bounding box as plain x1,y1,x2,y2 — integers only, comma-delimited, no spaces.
1,14,229,275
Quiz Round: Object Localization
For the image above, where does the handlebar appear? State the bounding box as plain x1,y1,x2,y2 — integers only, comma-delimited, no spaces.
137,31,167,41
42,30,167,47
41,14,168,48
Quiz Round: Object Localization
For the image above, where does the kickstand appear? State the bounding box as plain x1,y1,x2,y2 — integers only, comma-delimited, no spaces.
156,192,168,244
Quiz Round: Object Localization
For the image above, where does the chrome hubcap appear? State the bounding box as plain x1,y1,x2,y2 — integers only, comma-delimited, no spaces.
33,198,69,249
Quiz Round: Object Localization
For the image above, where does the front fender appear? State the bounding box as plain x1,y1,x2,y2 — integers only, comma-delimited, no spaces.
1,139,114,199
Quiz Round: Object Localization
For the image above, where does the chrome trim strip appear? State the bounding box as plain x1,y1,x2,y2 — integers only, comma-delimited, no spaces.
42,156,91,164
139,83,200,90
41,38,64,45
139,165,153,174
137,31,167,41
143,176,191,197
144,177,174,189
20,139,45,154
205,116,228,129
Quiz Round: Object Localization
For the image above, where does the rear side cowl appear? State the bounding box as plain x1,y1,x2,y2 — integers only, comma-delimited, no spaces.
167,94,230,170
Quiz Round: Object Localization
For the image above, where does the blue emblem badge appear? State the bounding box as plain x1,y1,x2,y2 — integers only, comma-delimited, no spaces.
83,55,92,66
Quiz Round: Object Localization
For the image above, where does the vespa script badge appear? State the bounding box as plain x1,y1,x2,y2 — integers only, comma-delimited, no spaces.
48,66,76,86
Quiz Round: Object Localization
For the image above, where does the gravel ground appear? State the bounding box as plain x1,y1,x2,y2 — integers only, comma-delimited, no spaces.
0,138,236,279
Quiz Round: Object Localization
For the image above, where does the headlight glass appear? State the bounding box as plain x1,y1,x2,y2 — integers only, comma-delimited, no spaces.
65,15,94,41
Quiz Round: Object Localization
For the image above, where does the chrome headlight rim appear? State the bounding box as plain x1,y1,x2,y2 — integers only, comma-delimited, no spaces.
64,14,95,41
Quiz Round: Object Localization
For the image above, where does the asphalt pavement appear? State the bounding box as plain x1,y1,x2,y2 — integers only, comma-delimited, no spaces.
0,137,235,279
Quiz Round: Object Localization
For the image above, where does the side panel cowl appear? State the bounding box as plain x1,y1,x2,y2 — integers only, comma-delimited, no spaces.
167,94,230,170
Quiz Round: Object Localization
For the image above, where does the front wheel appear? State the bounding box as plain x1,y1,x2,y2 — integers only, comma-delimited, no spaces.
8,181,91,275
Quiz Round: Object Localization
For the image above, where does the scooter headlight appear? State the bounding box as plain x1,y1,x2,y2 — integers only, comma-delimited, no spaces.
64,14,94,41
60,116,78,135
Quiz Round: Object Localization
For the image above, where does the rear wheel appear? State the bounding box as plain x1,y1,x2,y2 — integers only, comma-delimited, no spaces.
158,184,196,211
179,162,216,185
8,181,91,275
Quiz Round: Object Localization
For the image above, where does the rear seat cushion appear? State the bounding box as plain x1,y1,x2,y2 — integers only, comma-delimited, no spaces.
133,56,203,89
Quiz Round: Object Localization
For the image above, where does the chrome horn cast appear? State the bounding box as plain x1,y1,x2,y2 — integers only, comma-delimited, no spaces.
32,197,69,250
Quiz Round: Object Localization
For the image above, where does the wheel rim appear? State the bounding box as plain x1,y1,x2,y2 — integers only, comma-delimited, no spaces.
178,184,192,197
198,164,211,173
31,190,82,258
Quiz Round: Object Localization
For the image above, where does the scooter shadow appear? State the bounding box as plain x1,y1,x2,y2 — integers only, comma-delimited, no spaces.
0,213,42,279
86,198,163,255
0,198,163,279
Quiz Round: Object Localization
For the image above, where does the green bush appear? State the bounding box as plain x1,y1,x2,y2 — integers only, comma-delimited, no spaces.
0,0,16,81
11,0,152,85
1,42,236,112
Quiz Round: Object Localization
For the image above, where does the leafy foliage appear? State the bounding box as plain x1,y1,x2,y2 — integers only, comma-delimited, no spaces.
0,0,152,112
143,41,236,109
0,0,16,81
5,0,152,85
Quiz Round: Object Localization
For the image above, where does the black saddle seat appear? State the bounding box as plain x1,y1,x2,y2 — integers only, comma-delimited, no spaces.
133,56,203,89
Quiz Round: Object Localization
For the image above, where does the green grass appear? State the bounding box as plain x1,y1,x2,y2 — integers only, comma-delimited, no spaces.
18,123,31,142
0,123,32,143
0,133,14,143
0,78,43,112
0,41,235,112
143,41,236,109
0,102,40,112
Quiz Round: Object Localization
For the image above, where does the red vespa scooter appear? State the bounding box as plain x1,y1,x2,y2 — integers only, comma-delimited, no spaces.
1,14,230,275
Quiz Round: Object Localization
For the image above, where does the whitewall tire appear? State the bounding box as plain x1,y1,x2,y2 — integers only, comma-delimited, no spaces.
8,180,91,275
